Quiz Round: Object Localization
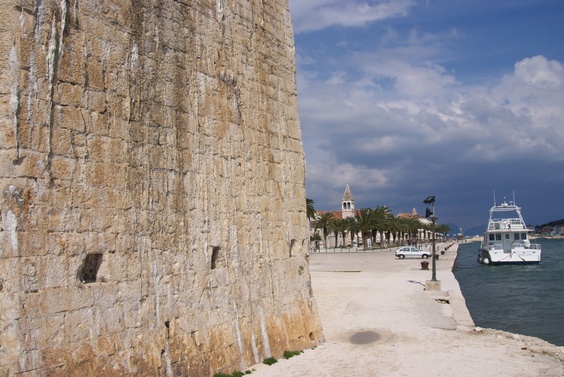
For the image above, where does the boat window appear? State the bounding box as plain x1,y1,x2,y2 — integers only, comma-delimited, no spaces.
521,233,527,240
489,234,495,241
514,233,520,240
505,234,510,239
496,234,502,241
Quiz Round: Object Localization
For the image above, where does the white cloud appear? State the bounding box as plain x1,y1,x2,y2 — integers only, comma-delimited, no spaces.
326,70,348,85
494,56,564,129
513,55,563,90
301,51,564,159
289,0,416,33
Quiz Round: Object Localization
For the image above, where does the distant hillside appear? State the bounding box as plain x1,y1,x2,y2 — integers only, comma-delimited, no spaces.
445,223,460,236
535,219,564,230
464,224,486,237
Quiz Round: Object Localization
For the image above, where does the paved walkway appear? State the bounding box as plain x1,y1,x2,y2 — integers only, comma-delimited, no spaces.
250,243,564,376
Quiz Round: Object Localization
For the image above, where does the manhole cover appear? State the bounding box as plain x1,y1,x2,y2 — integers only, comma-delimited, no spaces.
349,330,380,344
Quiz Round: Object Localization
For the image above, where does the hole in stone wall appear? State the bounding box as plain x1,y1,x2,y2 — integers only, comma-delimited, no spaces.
80,253,103,283
211,246,222,269
289,239,297,257
165,320,171,340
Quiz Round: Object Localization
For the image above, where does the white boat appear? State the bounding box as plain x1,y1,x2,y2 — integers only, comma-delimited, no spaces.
478,198,541,265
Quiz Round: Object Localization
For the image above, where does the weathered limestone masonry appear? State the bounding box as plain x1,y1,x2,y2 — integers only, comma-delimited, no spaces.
0,0,323,375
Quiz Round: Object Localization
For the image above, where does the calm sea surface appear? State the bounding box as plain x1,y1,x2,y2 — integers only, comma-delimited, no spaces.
453,238,564,346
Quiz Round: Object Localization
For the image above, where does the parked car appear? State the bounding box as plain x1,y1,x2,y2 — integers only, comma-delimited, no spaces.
395,246,430,259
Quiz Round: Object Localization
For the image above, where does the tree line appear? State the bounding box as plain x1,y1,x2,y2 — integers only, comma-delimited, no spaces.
534,218,564,231
306,198,450,250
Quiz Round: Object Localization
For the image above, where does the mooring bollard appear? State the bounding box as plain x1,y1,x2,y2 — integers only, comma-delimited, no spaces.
421,261,429,270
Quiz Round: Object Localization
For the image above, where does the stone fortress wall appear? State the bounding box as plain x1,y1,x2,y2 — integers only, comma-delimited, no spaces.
0,0,323,375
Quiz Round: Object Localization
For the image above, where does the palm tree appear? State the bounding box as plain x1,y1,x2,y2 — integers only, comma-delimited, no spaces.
421,222,432,243
345,216,359,247
436,223,451,240
310,232,322,251
330,218,348,250
313,212,335,250
370,206,392,248
328,219,338,250
386,215,402,246
306,198,317,221
306,198,317,251
356,208,374,250
402,217,422,245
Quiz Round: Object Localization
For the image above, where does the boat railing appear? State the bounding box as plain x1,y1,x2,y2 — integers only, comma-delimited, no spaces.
511,241,542,250
487,243,504,251
488,218,526,230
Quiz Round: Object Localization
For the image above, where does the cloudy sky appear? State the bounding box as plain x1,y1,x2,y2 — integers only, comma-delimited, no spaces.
288,0,564,232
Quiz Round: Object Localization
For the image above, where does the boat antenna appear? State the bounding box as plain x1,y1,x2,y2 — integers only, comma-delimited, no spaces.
493,190,496,206
513,189,516,205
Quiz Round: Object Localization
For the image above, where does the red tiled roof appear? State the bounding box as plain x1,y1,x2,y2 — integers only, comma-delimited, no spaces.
316,209,361,220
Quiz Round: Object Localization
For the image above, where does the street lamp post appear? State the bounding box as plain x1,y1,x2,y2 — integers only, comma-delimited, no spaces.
423,196,437,282
430,215,437,281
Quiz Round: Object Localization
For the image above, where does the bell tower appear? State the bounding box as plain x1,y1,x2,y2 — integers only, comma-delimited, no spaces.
341,184,355,219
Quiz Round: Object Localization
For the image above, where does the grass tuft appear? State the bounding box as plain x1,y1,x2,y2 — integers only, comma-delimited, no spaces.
282,350,303,359
214,371,251,377
262,357,278,366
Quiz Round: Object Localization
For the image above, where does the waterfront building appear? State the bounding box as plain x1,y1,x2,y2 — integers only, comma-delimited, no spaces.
311,186,438,250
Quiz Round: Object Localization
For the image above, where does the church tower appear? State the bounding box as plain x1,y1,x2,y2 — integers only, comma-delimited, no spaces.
341,184,355,219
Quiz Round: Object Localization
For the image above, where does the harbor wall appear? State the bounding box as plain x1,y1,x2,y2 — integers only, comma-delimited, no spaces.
436,242,476,329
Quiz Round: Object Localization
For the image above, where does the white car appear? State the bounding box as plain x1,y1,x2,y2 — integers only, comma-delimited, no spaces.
395,246,430,259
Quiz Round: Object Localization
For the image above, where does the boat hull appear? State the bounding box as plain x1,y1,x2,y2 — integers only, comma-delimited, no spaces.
478,248,541,265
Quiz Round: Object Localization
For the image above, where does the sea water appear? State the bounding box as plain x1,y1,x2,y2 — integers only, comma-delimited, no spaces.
453,238,564,346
